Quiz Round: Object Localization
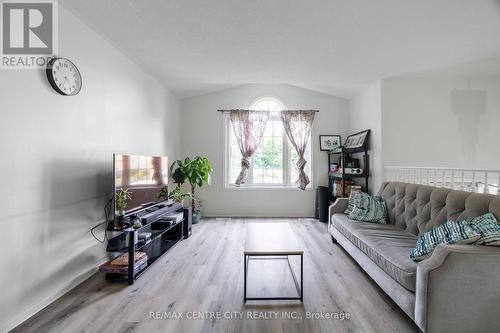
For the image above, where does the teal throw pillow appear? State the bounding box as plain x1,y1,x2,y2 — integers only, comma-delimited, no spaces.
410,220,481,261
344,191,368,215
347,193,387,224
468,213,500,246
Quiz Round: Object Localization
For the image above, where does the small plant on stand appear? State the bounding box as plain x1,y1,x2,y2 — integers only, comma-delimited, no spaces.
116,188,132,229
168,187,193,206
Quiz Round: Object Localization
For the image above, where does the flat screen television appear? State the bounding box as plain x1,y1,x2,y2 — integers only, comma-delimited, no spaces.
113,153,168,217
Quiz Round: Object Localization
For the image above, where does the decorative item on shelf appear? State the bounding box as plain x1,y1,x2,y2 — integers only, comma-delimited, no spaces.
350,185,362,193
168,187,193,207
333,179,355,197
332,146,343,153
116,188,132,229
330,163,340,172
112,252,147,266
344,129,370,149
138,232,152,245
170,156,212,224
319,135,341,151
344,158,360,168
99,252,148,275
132,219,142,229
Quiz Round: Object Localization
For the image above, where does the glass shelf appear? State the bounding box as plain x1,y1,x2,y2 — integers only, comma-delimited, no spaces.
106,219,183,253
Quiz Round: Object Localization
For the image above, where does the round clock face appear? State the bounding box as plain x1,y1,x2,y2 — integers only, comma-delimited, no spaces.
46,58,82,96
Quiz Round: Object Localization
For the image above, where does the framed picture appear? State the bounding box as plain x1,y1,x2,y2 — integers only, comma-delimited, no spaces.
319,135,341,151
344,130,370,149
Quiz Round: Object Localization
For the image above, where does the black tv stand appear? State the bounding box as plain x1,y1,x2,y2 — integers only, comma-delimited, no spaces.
104,203,191,284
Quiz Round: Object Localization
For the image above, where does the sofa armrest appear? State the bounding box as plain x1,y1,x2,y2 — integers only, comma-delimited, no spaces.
328,198,349,232
415,244,500,333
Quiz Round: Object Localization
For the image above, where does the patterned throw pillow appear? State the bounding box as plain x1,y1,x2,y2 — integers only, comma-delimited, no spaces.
410,220,481,261
344,191,369,215
347,193,387,224
468,213,500,246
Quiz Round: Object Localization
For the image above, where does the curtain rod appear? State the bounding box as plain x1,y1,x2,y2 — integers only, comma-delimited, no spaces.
217,109,319,113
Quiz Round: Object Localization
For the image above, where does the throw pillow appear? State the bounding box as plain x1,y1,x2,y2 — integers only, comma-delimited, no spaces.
347,193,387,224
468,213,500,246
410,220,481,261
344,191,369,215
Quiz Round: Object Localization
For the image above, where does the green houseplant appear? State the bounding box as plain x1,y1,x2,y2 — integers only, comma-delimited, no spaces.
170,156,212,223
116,188,132,229
168,187,193,206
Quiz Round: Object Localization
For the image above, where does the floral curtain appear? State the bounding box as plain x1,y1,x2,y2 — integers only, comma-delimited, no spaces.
229,110,269,185
280,111,315,190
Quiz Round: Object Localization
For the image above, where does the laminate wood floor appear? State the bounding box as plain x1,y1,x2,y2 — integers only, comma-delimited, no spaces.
13,218,419,333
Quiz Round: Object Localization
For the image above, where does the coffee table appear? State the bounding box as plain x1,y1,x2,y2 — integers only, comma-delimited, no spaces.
244,223,303,302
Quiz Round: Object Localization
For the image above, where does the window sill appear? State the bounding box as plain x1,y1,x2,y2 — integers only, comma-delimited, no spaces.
224,184,313,191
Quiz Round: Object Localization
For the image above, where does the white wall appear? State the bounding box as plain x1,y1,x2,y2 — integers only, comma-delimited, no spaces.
181,84,350,217
0,5,180,332
349,81,383,193
382,76,500,169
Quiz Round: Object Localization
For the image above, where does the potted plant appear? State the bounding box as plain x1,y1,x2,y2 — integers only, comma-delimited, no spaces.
168,187,193,206
170,156,212,223
116,188,132,229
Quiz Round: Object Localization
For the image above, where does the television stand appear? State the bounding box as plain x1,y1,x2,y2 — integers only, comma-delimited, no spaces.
103,203,192,284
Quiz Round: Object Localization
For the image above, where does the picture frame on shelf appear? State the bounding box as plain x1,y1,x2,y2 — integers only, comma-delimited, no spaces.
344,130,370,149
319,135,341,151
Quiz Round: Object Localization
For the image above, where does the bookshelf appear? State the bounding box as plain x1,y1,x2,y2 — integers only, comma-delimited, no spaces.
328,146,370,200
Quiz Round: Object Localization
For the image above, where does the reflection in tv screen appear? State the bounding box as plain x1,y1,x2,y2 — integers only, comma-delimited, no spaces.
113,154,168,215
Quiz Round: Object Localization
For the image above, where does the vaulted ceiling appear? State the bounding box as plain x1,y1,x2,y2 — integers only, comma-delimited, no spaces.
64,0,500,98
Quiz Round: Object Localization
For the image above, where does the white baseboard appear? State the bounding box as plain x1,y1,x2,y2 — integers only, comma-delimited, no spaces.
204,215,315,218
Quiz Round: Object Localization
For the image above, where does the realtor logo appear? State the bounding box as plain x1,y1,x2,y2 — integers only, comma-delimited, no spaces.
1,0,58,68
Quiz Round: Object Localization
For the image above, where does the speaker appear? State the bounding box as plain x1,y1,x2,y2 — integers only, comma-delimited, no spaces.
183,207,192,239
316,186,330,223
344,168,363,174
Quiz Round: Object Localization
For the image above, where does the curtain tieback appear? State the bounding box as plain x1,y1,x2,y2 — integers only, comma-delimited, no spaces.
241,157,251,169
297,157,307,170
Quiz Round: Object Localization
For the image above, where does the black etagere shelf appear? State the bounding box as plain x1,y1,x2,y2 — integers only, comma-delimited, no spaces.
328,146,370,200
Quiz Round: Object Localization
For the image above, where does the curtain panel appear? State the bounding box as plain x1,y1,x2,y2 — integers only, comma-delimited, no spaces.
229,110,269,185
280,110,315,190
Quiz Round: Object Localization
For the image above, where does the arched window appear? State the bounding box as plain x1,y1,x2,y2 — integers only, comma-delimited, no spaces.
250,96,286,113
225,96,312,188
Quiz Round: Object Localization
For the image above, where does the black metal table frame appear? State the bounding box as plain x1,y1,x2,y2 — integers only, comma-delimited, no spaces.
243,253,303,302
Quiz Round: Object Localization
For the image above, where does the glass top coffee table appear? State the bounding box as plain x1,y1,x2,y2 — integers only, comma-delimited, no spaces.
244,223,303,302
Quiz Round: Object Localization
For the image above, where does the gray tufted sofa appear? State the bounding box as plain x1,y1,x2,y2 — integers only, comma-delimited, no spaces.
328,182,500,333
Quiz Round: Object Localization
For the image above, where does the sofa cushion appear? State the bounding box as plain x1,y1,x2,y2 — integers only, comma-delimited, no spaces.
331,213,418,291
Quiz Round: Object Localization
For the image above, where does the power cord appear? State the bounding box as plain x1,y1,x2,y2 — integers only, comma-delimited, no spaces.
90,196,114,243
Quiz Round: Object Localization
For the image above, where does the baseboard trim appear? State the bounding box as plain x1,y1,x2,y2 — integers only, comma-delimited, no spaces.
6,256,109,332
203,215,316,218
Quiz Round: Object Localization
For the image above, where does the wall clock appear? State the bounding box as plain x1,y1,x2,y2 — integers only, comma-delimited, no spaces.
46,57,82,96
